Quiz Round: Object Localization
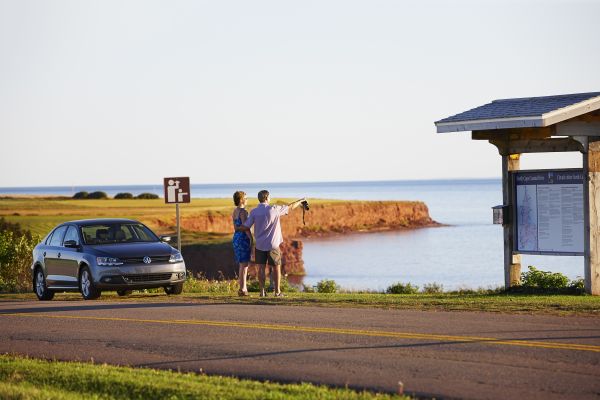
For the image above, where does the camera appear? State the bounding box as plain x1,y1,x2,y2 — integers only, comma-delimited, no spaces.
301,200,310,211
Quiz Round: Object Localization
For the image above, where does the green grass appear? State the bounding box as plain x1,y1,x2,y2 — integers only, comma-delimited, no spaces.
0,355,405,400
3,291,599,316
0,197,341,237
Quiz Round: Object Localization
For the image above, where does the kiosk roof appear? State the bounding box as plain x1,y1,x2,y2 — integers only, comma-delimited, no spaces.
435,92,600,133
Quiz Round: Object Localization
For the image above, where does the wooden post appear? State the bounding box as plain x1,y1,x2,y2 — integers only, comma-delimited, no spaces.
502,154,521,288
584,140,600,295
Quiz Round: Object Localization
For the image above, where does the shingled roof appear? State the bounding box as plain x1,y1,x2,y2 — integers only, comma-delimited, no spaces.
435,92,600,133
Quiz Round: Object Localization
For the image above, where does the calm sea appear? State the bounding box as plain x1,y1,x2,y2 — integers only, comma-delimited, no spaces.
0,180,584,290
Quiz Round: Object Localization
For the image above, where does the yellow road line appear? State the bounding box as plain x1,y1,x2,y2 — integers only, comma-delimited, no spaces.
2,312,600,353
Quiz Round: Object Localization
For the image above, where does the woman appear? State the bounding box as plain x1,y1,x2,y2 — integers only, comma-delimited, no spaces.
232,191,252,296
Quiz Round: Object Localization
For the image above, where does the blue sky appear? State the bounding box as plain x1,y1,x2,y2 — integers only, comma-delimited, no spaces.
1,0,599,186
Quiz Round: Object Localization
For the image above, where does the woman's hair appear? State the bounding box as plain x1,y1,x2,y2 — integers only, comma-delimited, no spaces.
233,191,246,206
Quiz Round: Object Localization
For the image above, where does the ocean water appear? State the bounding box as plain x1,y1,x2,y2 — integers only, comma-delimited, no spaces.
0,180,584,290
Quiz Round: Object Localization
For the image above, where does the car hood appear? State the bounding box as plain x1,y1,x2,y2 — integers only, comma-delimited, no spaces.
86,242,175,258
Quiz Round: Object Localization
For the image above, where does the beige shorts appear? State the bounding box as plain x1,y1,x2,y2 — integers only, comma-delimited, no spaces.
255,248,281,266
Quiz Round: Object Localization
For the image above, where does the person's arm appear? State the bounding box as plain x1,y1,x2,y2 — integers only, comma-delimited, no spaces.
239,209,253,241
287,197,306,210
238,210,254,232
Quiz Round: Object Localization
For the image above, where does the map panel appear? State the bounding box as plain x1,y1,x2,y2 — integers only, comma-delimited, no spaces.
514,170,584,255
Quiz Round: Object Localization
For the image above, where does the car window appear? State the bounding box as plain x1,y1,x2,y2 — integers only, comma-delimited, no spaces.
48,226,68,247
81,223,158,245
45,231,54,245
63,226,80,246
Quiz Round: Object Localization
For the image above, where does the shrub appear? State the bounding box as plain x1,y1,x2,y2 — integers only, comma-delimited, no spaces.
422,282,444,294
570,277,585,292
183,272,235,294
0,229,39,292
316,279,339,293
87,191,109,199
136,193,159,199
72,191,88,199
246,275,299,293
114,192,134,199
520,266,569,290
386,282,419,294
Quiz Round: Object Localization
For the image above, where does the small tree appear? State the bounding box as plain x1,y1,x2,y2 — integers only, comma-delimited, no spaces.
114,192,134,199
136,193,159,199
87,191,109,199
73,191,89,199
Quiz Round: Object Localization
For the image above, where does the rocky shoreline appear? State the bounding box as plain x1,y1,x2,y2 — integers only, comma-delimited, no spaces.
181,201,438,279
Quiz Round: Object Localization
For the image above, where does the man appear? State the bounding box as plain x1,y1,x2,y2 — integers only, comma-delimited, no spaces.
240,190,305,297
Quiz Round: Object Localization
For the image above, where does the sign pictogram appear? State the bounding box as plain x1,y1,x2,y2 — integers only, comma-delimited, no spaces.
163,177,190,204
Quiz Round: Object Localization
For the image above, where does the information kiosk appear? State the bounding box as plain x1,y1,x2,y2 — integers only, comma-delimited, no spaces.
435,92,600,295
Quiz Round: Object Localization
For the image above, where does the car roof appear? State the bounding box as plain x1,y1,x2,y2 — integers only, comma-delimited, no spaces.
61,218,142,226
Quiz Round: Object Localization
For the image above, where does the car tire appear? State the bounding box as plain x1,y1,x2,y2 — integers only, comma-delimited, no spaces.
164,283,183,295
117,289,132,296
34,268,54,301
79,267,101,300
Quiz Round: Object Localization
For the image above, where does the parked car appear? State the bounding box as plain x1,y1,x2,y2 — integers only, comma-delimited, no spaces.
31,219,186,300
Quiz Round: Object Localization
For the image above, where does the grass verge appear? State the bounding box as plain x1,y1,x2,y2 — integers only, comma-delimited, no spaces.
0,354,405,400
2,291,599,316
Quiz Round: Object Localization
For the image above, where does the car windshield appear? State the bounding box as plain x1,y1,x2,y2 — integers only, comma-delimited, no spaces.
81,223,159,245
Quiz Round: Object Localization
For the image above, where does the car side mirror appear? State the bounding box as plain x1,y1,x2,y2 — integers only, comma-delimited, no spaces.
160,235,172,243
64,240,79,248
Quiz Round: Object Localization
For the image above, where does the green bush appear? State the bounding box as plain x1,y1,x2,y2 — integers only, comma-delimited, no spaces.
72,191,88,199
0,230,39,292
316,279,339,293
114,192,134,199
570,277,585,291
136,193,159,199
422,282,444,294
520,266,569,290
386,282,419,294
245,275,298,293
87,191,109,199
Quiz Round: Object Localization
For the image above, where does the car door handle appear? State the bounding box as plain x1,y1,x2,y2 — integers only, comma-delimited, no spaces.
57,253,61,258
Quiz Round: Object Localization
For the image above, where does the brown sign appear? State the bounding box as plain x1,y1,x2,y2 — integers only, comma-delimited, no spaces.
163,177,191,204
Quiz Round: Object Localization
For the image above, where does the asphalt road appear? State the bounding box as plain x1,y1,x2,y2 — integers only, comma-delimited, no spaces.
1,299,599,399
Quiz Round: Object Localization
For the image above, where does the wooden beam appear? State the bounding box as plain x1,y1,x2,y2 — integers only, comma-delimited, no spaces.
502,155,521,288
556,121,600,137
584,140,600,295
472,127,554,141
489,138,583,155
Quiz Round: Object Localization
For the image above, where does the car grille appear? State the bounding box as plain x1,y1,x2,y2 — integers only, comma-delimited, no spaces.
122,273,173,283
122,255,171,264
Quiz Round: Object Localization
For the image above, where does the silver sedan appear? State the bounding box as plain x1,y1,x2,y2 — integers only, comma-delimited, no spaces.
31,218,186,300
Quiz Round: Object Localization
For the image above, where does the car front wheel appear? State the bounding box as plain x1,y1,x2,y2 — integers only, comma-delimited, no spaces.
164,283,183,295
34,269,54,301
79,267,101,300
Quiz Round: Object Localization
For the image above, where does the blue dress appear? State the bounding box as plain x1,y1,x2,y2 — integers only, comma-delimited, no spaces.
233,214,251,263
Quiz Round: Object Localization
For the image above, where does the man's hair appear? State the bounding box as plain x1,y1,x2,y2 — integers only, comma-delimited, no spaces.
233,191,246,206
258,190,269,203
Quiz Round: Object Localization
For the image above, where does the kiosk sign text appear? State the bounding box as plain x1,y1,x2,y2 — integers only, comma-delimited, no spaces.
514,169,584,255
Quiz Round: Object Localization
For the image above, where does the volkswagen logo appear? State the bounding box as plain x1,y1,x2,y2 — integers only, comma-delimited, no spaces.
143,256,152,264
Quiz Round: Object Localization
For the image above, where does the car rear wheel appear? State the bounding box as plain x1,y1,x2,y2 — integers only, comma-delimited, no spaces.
79,267,101,300
117,289,132,296
34,269,54,301
164,283,183,295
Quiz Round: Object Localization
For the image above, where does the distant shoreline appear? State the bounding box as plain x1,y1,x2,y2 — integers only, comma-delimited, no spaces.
0,178,502,197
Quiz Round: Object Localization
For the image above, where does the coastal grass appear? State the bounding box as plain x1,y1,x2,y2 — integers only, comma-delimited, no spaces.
0,355,405,400
0,197,341,237
2,290,599,316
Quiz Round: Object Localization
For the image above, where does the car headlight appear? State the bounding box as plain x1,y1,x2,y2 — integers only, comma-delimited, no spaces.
96,257,123,266
169,252,184,263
